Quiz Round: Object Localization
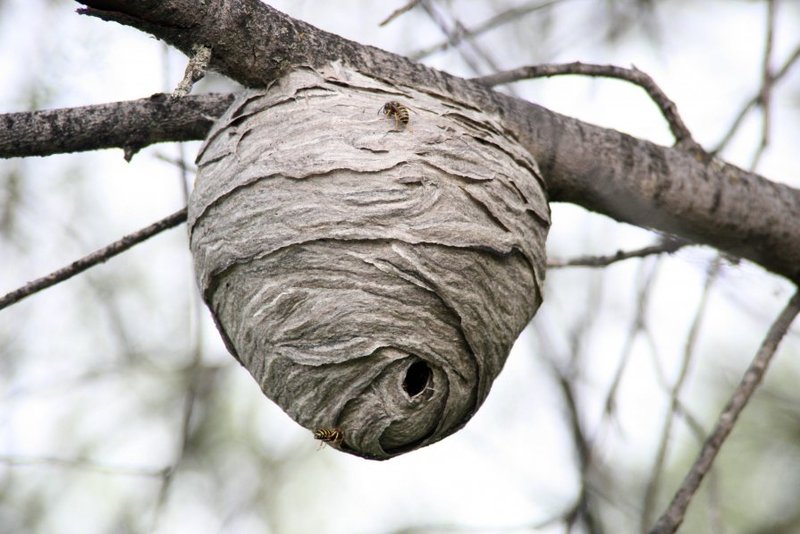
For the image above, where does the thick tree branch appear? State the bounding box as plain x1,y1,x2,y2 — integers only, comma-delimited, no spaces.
0,93,232,158
63,0,800,281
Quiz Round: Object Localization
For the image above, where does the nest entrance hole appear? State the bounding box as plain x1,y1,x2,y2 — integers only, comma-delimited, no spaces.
403,360,432,398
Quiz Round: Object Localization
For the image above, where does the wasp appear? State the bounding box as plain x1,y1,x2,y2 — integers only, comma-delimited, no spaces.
379,101,410,129
313,427,344,448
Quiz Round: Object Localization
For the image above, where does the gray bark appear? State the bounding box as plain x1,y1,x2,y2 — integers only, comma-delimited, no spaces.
189,65,549,459
0,94,232,159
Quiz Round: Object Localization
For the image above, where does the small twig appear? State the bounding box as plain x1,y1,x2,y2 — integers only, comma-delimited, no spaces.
650,288,800,534
379,0,422,26
154,151,197,175
550,364,603,534
641,257,721,532
749,0,776,170
548,237,688,269
173,44,212,97
533,276,606,532
600,258,661,425
0,208,188,311
409,0,566,61
419,0,516,96
473,62,701,151
713,39,800,155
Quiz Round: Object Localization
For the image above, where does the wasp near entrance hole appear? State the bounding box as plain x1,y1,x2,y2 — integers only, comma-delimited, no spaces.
379,101,410,129
313,427,344,448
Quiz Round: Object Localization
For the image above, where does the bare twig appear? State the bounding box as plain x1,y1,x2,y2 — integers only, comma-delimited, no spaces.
154,151,197,175
601,258,661,424
173,44,213,96
713,38,800,155
474,62,700,150
0,208,188,311
150,372,199,531
379,0,422,26
534,319,606,533
548,237,688,269
749,0,777,170
151,133,204,531
650,288,800,534
641,258,721,532
551,365,603,534
409,0,567,61
420,1,521,97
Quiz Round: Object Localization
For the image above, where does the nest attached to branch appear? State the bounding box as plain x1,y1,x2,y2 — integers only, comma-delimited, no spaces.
189,63,550,460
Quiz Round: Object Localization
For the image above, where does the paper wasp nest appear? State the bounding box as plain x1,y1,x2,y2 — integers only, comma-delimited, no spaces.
189,64,550,460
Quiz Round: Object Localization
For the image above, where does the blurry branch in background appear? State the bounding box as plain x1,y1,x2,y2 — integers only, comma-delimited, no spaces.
150,82,206,528
0,454,167,478
712,41,800,154
412,0,519,97
550,361,603,534
474,62,700,150
650,288,800,534
548,236,688,269
379,0,422,26
150,362,205,532
0,94,232,159
534,271,606,533
407,0,566,61
418,0,521,98
0,208,188,311
749,0,777,169
154,152,198,176
601,259,660,426
641,258,722,533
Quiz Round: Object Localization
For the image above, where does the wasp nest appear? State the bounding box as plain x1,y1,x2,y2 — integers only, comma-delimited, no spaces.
189,64,550,460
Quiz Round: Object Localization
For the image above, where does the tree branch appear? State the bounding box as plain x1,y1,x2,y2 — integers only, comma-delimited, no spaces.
0,93,232,159
548,237,688,269
649,288,800,534
0,208,187,311
60,0,800,281
379,0,422,27
473,62,699,150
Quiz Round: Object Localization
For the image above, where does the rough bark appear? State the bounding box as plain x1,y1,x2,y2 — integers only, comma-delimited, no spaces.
0,94,232,158
73,0,800,281
189,65,549,459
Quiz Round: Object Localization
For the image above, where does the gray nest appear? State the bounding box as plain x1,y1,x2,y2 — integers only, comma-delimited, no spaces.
189,64,549,460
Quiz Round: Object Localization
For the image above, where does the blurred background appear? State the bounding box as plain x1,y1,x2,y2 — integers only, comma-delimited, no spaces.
1,1,799,533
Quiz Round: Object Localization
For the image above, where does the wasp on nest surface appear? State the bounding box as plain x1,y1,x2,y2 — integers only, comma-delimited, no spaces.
379,101,410,130
314,427,344,449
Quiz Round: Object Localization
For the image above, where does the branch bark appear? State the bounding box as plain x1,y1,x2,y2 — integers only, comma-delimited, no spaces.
0,93,232,158
14,0,795,281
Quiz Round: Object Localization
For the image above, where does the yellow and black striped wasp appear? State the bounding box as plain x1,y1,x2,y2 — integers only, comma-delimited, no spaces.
379,101,410,130
313,427,344,449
